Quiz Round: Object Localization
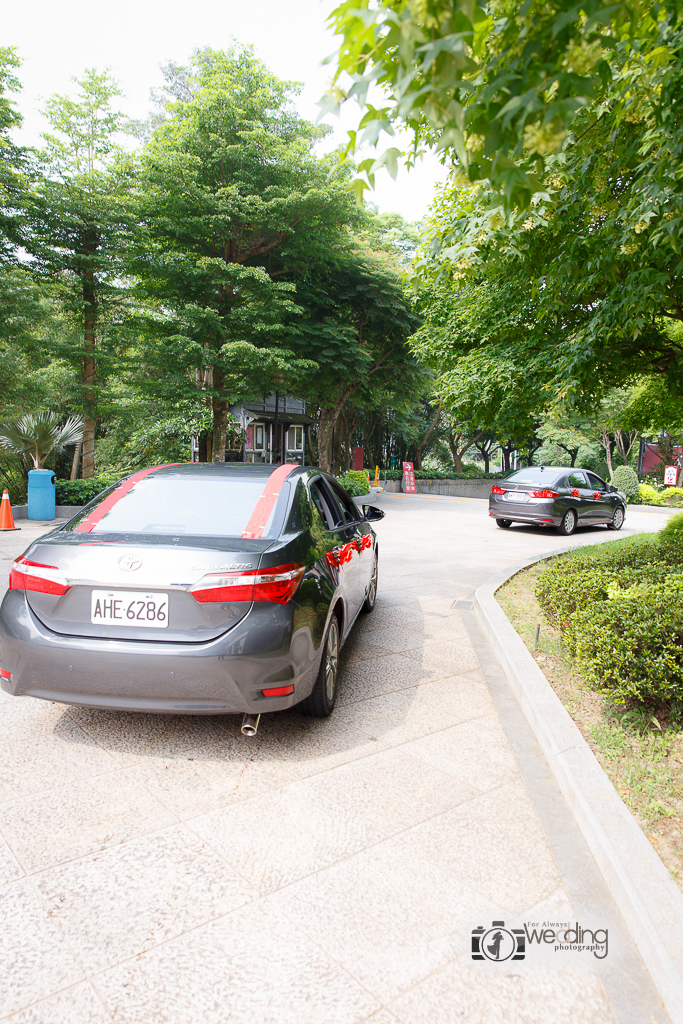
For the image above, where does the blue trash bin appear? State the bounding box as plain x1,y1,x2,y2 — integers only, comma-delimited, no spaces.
28,469,56,520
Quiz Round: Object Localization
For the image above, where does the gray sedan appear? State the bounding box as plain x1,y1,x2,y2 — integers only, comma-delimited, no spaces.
488,466,626,535
0,463,383,734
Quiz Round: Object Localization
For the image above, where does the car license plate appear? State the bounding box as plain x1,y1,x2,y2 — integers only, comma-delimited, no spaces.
91,590,169,627
505,491,528,502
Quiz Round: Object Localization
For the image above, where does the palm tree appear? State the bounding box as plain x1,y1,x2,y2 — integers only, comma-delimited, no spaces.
0,412,84,470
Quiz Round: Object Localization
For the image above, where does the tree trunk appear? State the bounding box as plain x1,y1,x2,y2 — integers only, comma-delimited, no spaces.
212,369,228,463
414,406,441,471
317,386,358,473
448,429,481,474
81,258,97,479
306,425,317,466
69,443,81,481
600,431,615,480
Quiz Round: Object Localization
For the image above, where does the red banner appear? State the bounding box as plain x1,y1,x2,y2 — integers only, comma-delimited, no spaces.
402,461,416,494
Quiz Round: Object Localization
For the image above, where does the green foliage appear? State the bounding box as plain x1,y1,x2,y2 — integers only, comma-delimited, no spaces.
612,465,639,501
564,585,683,717
536,534,683,715
326,1,672,210
55,476,117,506
380,465,503,480
337,470,370,496
637,482,666,506
0,411,83,469
536,535,668,626
659,513,683,565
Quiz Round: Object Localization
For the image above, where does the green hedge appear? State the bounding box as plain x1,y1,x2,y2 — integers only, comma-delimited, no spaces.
535,526,683,716
611,465,639,500
380,467,505,481
563,581,683,710
55,476,118,506
336,470,370,497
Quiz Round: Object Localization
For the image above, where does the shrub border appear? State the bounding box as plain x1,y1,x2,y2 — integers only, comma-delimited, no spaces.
474,548,683,1022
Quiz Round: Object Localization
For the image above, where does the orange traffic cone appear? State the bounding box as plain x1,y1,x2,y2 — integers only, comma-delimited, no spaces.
0,490,19,531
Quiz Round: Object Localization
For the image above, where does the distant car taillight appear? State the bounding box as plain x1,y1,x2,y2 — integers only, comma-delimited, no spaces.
490,485,506,494
9,557,71,597
190,563,304,605
530,489,560,499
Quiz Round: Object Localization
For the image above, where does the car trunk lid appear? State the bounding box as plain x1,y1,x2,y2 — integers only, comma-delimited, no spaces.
23,539,270,642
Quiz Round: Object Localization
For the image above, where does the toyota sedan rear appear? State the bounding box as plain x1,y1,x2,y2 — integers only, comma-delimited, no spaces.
0,463,383,730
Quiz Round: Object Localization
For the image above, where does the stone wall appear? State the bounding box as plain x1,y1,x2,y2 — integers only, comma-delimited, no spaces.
380,479,493,499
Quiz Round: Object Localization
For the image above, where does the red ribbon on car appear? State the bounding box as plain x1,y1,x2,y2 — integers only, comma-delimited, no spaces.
241,464,298,540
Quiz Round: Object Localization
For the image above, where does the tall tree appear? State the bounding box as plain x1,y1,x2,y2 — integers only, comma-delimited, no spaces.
24,69,133,477
288,254,422,471
132,47,356,462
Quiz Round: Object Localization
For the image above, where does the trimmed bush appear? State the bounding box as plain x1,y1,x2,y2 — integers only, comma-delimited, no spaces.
55,476,118,506
637,482,665,506
535,534,665,624
611,465,639,501
563,584,683,714
535,531,683,715
336,470,370,497
659,511,683,565
661,486,683,508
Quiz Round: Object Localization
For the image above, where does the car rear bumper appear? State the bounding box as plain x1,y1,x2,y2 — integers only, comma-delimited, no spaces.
488,505,560,526
0,590,320,715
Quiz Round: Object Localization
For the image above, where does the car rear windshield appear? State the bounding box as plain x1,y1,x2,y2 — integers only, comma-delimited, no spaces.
63,476,283,538
505,468,563,485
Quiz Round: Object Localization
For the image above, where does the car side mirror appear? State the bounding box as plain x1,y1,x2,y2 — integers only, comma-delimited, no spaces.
362,505,385,522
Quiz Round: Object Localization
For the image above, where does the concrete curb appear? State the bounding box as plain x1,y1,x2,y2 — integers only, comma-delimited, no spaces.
11,505,83,521
474,549,683,1022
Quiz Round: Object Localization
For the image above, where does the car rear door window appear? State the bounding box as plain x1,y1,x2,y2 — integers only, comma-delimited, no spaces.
309,480,341,531
566,471,587,489
327,480,360,525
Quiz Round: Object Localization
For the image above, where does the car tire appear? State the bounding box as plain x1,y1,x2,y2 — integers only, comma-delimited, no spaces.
608,506,625,531
557,509,577,536
362,555,378,613
299,615,340,718
496,519,512,529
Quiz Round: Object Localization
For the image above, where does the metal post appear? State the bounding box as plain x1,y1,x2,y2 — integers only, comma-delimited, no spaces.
273,391,279,465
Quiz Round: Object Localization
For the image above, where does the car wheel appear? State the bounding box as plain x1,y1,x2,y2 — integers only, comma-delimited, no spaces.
300,615,340,718
362,555,378,612
557,509,577,536
608,506,625,531
496,519,512,529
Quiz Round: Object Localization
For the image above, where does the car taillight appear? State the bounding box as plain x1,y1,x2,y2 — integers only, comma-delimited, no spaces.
530,489,560,499
190,563,304,605
0,668,11,680
9,557,71,597
491,485,506,494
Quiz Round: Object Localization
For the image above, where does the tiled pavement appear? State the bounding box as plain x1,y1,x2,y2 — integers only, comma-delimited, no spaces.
0,498,671,1023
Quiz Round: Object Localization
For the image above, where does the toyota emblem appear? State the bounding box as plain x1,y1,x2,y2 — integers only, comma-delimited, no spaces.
118,555,142,572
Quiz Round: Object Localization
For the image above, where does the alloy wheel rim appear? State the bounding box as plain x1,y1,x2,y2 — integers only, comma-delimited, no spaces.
615,508,624,528
325,621,339,701
368,560,377,605
565,511,575,532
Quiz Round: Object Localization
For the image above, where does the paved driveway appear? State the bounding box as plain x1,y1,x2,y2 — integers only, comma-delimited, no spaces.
0,498,672,1023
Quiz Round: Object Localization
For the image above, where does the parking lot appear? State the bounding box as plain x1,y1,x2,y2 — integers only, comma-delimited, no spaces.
0,496,672,1023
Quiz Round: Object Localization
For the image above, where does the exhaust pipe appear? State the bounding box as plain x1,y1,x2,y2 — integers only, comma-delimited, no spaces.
241,713,260,737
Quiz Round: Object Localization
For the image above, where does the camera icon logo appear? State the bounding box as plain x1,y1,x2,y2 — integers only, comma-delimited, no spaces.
472,921,526,961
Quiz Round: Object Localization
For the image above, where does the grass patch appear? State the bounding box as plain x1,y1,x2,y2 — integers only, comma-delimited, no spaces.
498,559,683,890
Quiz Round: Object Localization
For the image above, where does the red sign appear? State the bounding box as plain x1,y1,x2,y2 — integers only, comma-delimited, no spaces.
402,461,417,494
664,465,679,486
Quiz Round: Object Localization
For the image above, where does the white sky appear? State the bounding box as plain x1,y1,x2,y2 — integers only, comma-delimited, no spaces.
4,0,449,222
